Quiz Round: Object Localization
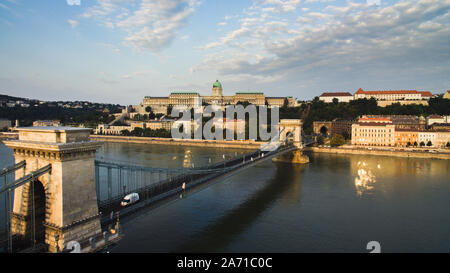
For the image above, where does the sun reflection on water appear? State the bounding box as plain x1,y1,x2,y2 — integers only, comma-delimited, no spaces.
355,161,377,197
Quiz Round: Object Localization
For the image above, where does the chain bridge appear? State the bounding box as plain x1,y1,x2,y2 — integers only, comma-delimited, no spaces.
0,119,312,252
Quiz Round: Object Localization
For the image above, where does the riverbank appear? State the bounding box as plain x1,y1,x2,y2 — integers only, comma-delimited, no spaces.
304,146,450,160
90,135,264,149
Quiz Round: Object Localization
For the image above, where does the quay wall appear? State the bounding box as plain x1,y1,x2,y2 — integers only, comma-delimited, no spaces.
90,135,264,149
304,147,450,160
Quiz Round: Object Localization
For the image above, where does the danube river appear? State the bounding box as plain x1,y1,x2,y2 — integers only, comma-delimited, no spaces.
1,142,450,252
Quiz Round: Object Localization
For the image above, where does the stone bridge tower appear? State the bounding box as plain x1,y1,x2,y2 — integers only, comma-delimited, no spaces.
279,119,302,148
275,119,309,164
3,127,103,252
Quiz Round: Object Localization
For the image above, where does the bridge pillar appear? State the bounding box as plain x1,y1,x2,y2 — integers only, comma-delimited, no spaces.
275,119,309,164
3,127,103,252
279,119,302,148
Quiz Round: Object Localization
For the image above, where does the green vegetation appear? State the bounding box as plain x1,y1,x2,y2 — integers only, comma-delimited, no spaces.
0,104,120,127
427,141,432,147
120,128,171,138
317,135,325,145
330,134,346,147
420,141,425,147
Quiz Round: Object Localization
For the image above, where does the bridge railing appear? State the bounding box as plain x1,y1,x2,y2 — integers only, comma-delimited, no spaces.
95,143,297,212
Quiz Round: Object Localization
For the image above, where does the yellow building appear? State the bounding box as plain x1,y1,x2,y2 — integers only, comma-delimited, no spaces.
351,117,395,146
134,80,290,115
443,90,450,99
395,129,419,147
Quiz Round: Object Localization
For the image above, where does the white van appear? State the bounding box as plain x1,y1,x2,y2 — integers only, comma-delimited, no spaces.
121,193,139,206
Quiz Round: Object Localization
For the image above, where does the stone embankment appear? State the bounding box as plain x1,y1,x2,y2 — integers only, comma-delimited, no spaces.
90,135,264,149
304,146,450,160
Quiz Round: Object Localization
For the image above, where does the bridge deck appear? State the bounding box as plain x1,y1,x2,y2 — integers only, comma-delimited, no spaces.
98,145,297,226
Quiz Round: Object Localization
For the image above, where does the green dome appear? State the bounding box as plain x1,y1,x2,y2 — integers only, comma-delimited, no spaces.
213,80,222,88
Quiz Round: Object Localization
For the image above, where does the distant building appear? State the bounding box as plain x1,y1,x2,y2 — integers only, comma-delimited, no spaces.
33,120,61,127
418,131,436,146
319,92,353,103
266,97,286,107
354,88,432,107
133,80,293,115
0,118,11,130
363,115,426,130
95,119,174,135
430,123,450,131
351,117,395,146
330,119,354,137
443,90,450,99
351,115,450,147
354,88,432,101
395,129,419,147
426,115,450,127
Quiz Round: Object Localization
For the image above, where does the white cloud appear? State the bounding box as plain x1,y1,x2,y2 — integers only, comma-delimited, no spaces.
254,0,301,13
83,0,200,52
68,19,79,28
194,0,450,93
67,0,81,6
99,43,121,53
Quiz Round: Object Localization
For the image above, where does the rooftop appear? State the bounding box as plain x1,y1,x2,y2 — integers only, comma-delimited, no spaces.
170,92,199,95
320,92,353,97
17,126,91,132
213,80,222,88
235,92,264,95
355,88,432,96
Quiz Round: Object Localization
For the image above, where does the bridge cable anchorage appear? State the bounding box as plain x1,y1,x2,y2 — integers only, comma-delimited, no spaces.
0,160,26,177
0,164,52,195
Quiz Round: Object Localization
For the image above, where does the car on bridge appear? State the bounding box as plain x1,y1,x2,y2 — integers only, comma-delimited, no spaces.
121,193,140,206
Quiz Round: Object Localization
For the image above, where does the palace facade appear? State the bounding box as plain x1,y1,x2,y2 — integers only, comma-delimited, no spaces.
351,116,450,148
132,80,295,115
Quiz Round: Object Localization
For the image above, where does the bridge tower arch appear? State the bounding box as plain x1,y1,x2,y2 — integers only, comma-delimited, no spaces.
279,119,302,148
3,127,103,252
274,119,309,164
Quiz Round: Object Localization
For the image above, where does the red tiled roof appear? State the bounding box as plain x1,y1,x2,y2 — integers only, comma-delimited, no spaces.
357,122,393,126
359,117,392,122
320,92,353,97
355,88,432,96
418,91,432,97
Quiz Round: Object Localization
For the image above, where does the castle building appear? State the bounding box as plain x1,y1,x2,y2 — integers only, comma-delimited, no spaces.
133,80,293,115
319,92,354,103
354,88,432,101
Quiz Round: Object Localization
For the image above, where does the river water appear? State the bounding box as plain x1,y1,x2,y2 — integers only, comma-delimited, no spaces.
1,142,449,252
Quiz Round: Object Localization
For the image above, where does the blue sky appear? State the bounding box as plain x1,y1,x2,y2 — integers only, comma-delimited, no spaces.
0,0,449,105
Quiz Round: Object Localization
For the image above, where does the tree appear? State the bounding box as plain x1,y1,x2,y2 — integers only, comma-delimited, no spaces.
332,98,339,104
342,131,350,140
317,135,325,145
330,134,345,147
420,141,425,147
120,129,131,136
145,106,152,113
446,142,450,148
131,127,144,136
413,141,418,147
167,105,173,116
427,141,432,147
407,142,411,147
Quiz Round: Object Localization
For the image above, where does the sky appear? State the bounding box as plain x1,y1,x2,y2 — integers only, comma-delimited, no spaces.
0,0,449,105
